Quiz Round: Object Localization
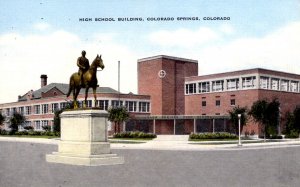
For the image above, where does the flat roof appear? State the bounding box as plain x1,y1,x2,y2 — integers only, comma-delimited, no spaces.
134,115,230,120
186,68,300,81
138,55,198,64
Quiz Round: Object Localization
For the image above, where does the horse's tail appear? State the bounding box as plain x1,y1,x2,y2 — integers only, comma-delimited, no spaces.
66,74,74,97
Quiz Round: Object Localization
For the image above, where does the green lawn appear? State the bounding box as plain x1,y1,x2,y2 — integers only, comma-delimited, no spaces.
0,135,59,139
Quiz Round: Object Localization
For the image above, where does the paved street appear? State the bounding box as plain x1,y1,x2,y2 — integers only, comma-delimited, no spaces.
1,141,300,187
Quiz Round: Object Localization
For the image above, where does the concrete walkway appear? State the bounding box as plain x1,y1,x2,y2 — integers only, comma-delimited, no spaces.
1,136,300,151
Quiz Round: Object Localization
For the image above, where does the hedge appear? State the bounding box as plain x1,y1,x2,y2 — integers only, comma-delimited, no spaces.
189,132,238,140
113,131,157,139
0,129,60,137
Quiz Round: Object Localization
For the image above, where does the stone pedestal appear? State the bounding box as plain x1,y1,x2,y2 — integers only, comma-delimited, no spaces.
46,109,124,166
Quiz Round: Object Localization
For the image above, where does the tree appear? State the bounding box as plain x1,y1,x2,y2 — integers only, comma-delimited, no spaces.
265,98,280,135
249,98,280,140
0,113,5,127
292,106,300,133
284,107,300,137
107,106,129,133
9,112,26,133
53,102,71,133
53,109,64,133
228,106,248,135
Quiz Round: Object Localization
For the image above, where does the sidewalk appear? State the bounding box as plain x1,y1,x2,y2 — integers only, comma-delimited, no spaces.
1,136,300,151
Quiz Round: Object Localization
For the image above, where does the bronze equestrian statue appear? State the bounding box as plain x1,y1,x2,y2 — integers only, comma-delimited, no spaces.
67,52,104,109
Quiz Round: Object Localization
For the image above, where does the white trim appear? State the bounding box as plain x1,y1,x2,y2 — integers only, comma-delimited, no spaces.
138,55,198,64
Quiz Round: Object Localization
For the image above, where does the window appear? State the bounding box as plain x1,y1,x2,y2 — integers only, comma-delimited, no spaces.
280,79,289,91
227,78,239,90
199,82,210,93
230,99,236,106
34,121,41,130
290,81,299,92
111,100,123,107
85,100,92,108
24,121,31,127
212,80,224,92
51,103,59,113
18,107,24,115
139,102,150,112
41,104,48,114
259,76,269,89
41,120,48,127
125,101,137,112
60,102,68,109
216,100,221,106
242,76,256,88
12,107,17,115
25,106,31,115
98,100,109,110
185,83,196,94
34,105,40,114
5,108,10,116
202,101,206,107
271,78,279,90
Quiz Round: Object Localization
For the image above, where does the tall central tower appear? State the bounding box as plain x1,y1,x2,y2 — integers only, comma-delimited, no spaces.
138,55,198,115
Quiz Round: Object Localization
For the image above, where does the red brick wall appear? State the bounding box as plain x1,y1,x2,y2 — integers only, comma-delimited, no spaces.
162,58,176,115
257,90,300,114
174,62,198,115
185,90,259,115
138,56,198,115
138,59,163,115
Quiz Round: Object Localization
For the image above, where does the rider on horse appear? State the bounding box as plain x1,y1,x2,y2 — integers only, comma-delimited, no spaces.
77,50,90,87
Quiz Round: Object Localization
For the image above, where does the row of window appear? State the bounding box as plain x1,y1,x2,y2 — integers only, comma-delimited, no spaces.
1,100,151,116
186,76,257,94
186,75,300,94
110,100,150,112
22,120,51,131
259,76,299,92
201,99,236,107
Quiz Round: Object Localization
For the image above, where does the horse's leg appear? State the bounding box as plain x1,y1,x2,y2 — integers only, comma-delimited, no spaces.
84,86,89,108
93,86,97,107
74,87,80,109
72,86,77,109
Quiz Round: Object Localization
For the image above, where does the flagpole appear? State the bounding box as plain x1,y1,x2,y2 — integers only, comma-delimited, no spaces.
118,60,120,106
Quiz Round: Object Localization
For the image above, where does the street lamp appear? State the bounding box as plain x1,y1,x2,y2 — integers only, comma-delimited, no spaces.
238,114,242,146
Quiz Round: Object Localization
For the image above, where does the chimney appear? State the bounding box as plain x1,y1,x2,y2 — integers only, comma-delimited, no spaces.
40,74,48,87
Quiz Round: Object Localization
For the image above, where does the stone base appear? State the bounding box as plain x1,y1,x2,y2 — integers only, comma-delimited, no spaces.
58,141,111,155
46,152,124,166
45,109,124,166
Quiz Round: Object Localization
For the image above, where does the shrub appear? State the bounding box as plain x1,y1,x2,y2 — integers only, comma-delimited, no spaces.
24,126,34,131
285,130,299,138
0,129,8,135
0,129,60,137
113,131,156,139
267,135,283,139
189,132,238,140
42,125,51,132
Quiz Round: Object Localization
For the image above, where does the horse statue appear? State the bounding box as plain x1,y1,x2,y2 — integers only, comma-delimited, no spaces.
67,54,104,109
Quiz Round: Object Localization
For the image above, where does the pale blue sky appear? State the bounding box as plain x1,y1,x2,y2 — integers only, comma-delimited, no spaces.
0,0,300,103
